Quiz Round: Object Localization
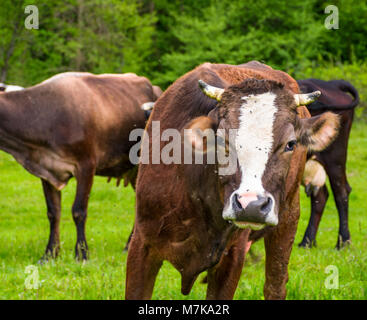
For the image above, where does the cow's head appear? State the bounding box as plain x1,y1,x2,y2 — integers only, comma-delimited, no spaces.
185,78,339,230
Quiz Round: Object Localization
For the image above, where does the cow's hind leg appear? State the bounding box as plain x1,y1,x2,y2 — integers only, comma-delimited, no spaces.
327,165,351,249
72,162,95,260
40,179,61,261
206,230,249,300
125,231,162,299
299,185,329,248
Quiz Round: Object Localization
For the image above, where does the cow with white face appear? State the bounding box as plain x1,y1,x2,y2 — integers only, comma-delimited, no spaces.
188,78,339,230
126,62,340,300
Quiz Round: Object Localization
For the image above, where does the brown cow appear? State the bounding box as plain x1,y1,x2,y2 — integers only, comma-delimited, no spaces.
0,72,160,260
125,62,339,300
297,79,359,248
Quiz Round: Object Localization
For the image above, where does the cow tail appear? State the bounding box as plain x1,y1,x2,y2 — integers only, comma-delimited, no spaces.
338,80,360,108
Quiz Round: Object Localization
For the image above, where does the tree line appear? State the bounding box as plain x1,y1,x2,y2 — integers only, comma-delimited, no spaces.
1,0,366,95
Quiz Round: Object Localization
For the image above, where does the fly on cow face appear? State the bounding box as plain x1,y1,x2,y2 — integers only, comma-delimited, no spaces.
187,78,339,231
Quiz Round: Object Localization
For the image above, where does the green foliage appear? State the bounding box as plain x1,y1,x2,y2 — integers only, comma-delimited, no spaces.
1,0,156,85
0,0,366,113
151,0,362,88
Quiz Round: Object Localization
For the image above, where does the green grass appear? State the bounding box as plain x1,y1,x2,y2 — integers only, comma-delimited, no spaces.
0,121,366,300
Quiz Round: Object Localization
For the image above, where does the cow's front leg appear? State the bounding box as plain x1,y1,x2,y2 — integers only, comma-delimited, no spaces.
40,179,62,261
206,230,249,300
125,227,162,299
264,194,300,300
72,162,95,261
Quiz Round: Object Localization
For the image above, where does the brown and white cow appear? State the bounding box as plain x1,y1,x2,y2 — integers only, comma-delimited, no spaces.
0,72,161,260
125,62,339,299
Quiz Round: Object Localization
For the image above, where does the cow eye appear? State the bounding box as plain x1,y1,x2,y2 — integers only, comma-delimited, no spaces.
285,140,297,152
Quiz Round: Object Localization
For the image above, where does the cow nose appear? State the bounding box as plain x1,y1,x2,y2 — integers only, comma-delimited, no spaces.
233,193,257,211
232,193,274,224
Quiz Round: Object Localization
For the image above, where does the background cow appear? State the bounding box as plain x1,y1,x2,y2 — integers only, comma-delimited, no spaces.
126,62,339,300
297,79,359,248
0,72,161,260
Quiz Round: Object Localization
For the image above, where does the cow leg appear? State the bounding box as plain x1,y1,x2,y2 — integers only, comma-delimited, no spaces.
40,179,62,261
123,168,137,252
125,231,162,299
299,185,329,248
327,166,351,249
264,194,300,300
72,163,95,260
320,111,352,248
206,231,249,300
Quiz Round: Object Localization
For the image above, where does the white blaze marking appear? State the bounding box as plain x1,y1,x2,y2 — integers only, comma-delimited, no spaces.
235,92,277,195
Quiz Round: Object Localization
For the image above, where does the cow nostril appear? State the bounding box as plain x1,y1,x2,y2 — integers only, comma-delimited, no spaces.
260,197,273,215
233,193,242,210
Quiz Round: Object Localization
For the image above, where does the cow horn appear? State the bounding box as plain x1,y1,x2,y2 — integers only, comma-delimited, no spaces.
198,80,224,101
294,91,321,106
141,102,155,111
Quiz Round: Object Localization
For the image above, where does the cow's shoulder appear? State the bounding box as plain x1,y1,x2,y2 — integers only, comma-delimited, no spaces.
95,73,152,86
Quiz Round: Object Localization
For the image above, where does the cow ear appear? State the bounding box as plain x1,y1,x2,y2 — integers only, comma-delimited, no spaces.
184,116,218,153
298,112,340,152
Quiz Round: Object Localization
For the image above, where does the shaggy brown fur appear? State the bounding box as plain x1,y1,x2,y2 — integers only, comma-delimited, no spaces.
126,62,338,300
0,72,161,260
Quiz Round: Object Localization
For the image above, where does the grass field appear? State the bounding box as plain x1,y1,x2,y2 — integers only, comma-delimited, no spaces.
0,121,366,300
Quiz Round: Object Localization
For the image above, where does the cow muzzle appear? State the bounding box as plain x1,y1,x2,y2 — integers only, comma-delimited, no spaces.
223,192,278,230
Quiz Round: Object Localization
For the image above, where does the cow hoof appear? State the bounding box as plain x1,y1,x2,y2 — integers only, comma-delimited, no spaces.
75,254,88,262
336,238,351,250
38,257,48,265
75,250,89,262
38,254,53,265
298,239,316,248
38,249,59,264
75,243,89,261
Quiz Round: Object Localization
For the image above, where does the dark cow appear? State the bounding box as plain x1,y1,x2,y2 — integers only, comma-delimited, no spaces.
297,79,359,248
125,62,339,300
0,72,161,260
